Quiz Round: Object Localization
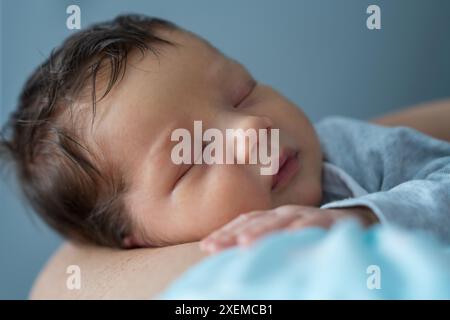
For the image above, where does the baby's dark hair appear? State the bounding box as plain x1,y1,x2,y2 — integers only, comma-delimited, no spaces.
0,14,176,247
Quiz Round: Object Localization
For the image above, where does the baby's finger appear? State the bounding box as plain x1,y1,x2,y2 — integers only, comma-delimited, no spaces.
200,211,268,252
199,232,235,253
205,211,265,241
287,214,335,231
214,210,284,245
236,212,300,245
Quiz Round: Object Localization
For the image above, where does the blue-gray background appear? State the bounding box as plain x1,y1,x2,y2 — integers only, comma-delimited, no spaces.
1,0,449,299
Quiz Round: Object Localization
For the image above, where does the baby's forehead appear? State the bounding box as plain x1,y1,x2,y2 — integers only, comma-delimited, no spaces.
156,27,225,64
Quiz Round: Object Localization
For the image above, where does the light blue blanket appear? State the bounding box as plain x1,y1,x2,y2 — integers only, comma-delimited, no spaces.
160,220,450,299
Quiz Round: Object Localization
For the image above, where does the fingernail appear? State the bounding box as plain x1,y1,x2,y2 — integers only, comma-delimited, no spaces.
237,234,251,245
207,242,219,253
199,241,207,251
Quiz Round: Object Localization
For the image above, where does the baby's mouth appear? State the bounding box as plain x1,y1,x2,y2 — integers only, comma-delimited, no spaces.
271,148,300,191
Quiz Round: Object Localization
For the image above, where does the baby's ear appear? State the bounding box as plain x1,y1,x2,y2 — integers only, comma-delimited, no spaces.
122,234,144,249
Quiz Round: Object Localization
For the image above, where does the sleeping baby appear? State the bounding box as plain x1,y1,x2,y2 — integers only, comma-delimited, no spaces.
1,15,449,253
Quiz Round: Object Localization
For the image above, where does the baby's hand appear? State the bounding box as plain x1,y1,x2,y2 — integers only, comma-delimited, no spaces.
199,205,378,254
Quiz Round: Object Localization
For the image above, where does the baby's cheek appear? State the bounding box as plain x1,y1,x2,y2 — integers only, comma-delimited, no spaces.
199,167,271,230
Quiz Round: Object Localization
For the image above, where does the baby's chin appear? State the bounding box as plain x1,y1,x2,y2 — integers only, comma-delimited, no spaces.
272,178,323,208
272,194,304,208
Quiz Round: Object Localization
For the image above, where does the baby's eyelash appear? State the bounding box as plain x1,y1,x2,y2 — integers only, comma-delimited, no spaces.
173,142,208,188
173,163,193,189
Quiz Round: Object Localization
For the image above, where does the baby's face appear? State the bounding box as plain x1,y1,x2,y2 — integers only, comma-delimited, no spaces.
93,29,323,246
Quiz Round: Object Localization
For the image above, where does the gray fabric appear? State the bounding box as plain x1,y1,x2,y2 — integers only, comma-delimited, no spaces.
315,116,450,244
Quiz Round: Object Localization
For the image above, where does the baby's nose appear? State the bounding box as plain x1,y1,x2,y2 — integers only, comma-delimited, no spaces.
229,115,274,164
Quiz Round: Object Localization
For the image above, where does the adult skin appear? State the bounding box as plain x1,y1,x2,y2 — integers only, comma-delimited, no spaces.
30,98,450,299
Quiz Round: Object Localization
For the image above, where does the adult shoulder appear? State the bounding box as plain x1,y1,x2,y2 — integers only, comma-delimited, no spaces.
30,241,206,299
